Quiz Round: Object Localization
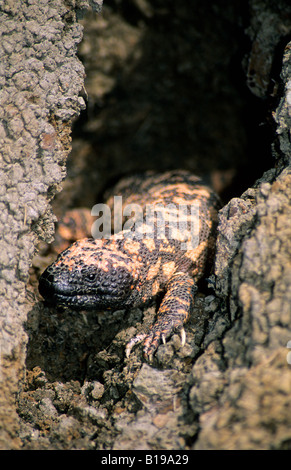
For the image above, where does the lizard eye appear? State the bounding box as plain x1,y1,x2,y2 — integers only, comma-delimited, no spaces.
87,273,96,282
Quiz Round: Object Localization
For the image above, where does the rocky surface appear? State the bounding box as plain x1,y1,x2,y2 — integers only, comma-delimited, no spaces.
0,0,102,449
1,0,291,450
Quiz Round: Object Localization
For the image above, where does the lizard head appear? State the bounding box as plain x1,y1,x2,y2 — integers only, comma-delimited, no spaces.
39,238,140,310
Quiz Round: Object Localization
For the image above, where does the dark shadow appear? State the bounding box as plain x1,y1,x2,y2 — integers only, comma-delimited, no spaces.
70,0,280,207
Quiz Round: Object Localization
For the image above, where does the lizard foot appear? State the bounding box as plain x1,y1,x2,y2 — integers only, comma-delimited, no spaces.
125,326,187,361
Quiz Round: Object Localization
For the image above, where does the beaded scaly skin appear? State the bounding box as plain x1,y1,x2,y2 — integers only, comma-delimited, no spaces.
39,170,221,360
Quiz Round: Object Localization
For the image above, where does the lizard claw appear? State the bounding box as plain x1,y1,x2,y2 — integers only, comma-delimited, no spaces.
180,327,186,347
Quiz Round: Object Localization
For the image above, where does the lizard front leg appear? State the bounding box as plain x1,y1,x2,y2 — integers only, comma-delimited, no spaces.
126,272,197,360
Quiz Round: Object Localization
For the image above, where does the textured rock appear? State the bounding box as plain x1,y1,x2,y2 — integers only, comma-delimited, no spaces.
0,0,101,449
112,364,188,450
244,0,291,98
192,42,291,449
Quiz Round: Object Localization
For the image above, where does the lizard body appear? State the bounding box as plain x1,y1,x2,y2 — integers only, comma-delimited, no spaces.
39,170,221,359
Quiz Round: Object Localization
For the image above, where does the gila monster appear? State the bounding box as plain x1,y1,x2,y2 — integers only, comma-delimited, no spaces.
39,170,221,360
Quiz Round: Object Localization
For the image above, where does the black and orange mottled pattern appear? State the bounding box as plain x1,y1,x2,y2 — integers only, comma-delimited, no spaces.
39,170,221,360
52,208,95,253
